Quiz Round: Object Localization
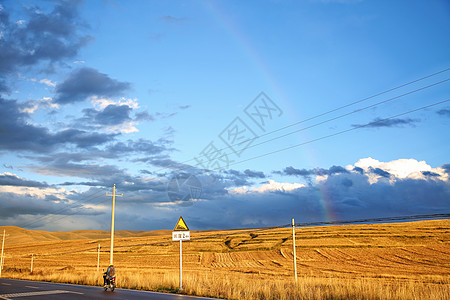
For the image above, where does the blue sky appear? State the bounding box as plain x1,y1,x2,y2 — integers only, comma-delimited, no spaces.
0,0,449,231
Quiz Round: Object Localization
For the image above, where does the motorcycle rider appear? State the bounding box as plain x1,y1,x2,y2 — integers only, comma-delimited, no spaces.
103,264,115,286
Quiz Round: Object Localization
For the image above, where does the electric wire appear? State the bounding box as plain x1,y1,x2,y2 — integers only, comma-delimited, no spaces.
171,78,450,174
207,98,450,171
149,68,450,175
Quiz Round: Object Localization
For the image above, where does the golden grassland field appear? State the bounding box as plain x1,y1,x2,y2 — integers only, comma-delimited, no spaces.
0,219,449,299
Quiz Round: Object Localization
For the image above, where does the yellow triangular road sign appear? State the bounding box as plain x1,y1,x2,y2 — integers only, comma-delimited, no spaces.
174,216,189,231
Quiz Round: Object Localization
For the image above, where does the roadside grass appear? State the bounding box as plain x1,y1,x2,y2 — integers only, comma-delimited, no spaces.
3,268,449,300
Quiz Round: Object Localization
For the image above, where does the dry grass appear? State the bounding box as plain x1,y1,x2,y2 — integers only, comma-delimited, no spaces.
1,219,449,299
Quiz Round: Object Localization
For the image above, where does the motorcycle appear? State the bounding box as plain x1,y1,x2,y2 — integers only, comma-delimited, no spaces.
103,273,116,292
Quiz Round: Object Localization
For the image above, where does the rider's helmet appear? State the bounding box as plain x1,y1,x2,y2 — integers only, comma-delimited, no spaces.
108,264,115,276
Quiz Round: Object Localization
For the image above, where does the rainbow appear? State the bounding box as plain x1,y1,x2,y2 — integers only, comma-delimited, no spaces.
203,2,336,222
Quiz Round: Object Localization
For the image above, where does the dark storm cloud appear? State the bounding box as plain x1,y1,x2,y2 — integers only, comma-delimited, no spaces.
353,167,364,174
341,178,353,187
0,173,49,187
76,105,155,131
277,165,349,177
108,139,170,156
0,80,9,94
441,164,450,174
329,165,349,174
25,151,114,164
278,166,311,176
135,111,154,121
23,138,172,174
437,109,450,117
0,97,51,152
0,191,103,220
26,152,171,195
243,169,266,178
0,97,117,153
140,170,153,175
3,160,450,230
29,162,125,179
54,68,131,104
222,170,250,186
353,117,419,128
81,104,132,126
135,155,192,171
371,167,391,178
422,171,440,177
0,0,91,76
59,181,104,187
277,164,405,180
54,129,116,148
219,169,266,187
174,170,450,230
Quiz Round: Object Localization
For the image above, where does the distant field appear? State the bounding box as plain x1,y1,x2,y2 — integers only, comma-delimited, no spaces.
1,219,449,299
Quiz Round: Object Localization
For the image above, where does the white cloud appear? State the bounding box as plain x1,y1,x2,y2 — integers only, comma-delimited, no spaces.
348,157,448,184
20,97,58,114
91,96,139,110
39,78,56,87
105,121,139,133
0,185,73,200
228,179,306,194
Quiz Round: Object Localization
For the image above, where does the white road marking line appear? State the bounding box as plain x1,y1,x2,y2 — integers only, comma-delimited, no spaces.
0,290,84,298
24,286,39,289
1,283,11,286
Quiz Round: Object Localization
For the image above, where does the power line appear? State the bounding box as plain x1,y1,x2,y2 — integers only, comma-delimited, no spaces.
150,68,450,174
174,78,450,174
210,98,450,171
291,213,450,227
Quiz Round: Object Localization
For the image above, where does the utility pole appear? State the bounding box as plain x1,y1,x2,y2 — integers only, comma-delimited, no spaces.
106,184,123,265
97,244,100,272
292,218,298,282
31,254,34,274
0,229,9,277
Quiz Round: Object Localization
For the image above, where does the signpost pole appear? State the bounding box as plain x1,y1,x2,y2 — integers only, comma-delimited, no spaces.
179,240,182,291
172,216,190,292
292,218,298,282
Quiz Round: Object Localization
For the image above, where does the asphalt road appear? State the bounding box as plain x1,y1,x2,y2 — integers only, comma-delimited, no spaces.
0,278,218,300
